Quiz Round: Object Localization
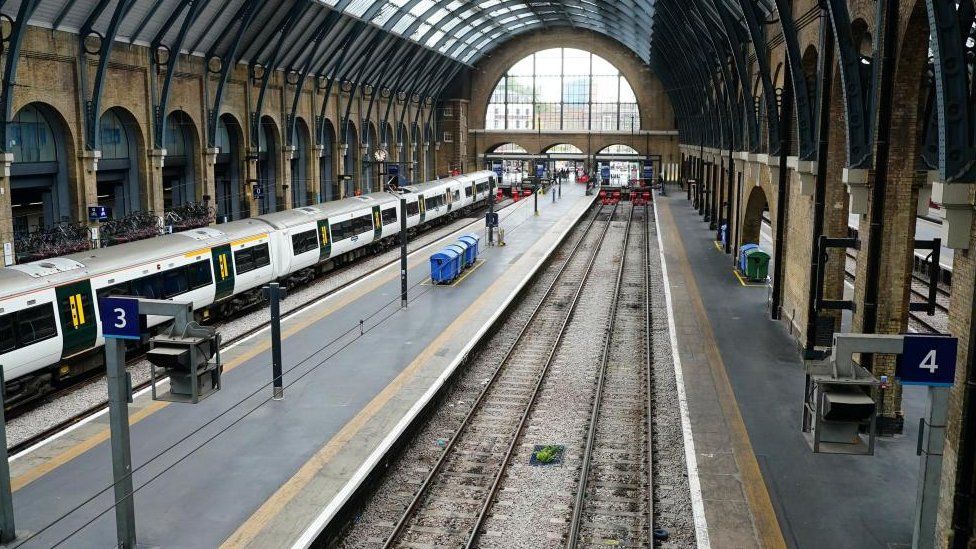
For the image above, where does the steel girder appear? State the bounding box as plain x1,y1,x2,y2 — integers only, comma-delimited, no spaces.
771,0,817,160
925,0,976,181
738,0,781,156
823,0,872,168
248,0,312,147
79,0,138,150
151,0,211,149
205,0,264,148
0,0,43,153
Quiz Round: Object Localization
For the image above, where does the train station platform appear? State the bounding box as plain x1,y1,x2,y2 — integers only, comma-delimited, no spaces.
657,191,925,548
6,183,594,548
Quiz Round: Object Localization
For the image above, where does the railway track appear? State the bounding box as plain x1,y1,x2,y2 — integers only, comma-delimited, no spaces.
567,204,654,548
843,251,947,334
381,204,616,548
8,198,516,456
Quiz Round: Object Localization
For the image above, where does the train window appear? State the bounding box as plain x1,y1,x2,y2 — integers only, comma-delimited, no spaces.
331,214,374,241
465,187,473,197
187,260,212,290
234,248,255,274
131,274,164,300
252,244,271,269
291,230,318,255
453,190,460,202
96,282,132,302
476,182,488,193
162,269,188,298
382,208,397,226
406,201,420,216
17,304,57,347
0,314,15,353
424,196,443,210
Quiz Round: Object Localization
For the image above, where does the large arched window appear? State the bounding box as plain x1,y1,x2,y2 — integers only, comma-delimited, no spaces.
486,48,639,132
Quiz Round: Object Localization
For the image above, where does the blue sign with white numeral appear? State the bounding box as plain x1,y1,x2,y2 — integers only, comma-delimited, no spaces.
388,165,399,176
535,161,546,178
492,161,503,178
643,164,654,179
897,334,958,386
601,165,611,181
99,297,141,340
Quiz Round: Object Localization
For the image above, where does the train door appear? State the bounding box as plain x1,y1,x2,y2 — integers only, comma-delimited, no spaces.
372,205,382,240
419,193,426,222
55,281,97,357
318,219,331,261
211,245,235,300
446,189,453,213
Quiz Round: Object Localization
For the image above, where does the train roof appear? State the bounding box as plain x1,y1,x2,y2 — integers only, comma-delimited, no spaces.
0,171,496,297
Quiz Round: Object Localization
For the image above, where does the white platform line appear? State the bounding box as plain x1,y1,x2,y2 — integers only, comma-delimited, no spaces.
653,199,711,549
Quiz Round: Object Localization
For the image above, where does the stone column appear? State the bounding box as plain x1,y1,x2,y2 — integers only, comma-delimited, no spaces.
281,145,296,210
79,150,102,245
148,148,167,219
246,150,259,215
203,147,218,222
0,154,14,265
311,144,324,203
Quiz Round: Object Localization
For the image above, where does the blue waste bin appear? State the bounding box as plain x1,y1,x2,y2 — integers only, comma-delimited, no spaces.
445,244,468,269
459,234,480,265
430,247,462,284
452,241,472,268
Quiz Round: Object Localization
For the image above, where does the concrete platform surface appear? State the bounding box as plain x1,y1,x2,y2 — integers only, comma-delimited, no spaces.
6,183,593,548
662,192,924,549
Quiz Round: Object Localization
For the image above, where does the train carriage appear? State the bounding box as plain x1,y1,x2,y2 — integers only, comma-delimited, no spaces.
0,171,496,401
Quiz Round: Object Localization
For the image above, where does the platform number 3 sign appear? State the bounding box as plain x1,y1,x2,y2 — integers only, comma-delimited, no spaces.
98,297,142,340
897,334,958,387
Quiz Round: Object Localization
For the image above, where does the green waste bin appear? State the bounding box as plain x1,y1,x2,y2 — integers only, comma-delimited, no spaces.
744,249,771,281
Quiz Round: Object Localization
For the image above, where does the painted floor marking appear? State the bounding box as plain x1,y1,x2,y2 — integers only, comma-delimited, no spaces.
9,203,526,486
654,199,711,549
732,269,769,288
658,200,786,548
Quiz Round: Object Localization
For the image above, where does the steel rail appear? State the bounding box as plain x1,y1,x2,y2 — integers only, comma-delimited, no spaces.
464,203,617,549
381,202,613,548
566,204,637,548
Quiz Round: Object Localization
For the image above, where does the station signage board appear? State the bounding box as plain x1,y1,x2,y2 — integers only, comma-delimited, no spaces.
897,334,958,386
88,205,110,221
99,297,143,340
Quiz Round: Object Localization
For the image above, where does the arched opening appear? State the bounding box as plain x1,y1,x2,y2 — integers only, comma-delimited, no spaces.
214,113,244,221
97,107,144,219
257,116,280,214
424,123,434,180
741,185,770,247
343,121,359,197
487,143,529,185
486,47,640,131
291,118,310,207
9,103,74,248
162,110,198,212
320,119,336,201
544,143,585,178
596,144,641,185
363,122,378,193
410,124,420,183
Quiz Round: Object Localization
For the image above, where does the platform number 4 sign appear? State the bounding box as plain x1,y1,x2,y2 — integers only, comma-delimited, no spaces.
897,334,958,387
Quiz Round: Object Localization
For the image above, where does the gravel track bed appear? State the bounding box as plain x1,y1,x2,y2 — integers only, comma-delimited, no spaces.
333,205,604,548
474,208,628,548
647,203,696,547
7,205,509,451
572,205,650,548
